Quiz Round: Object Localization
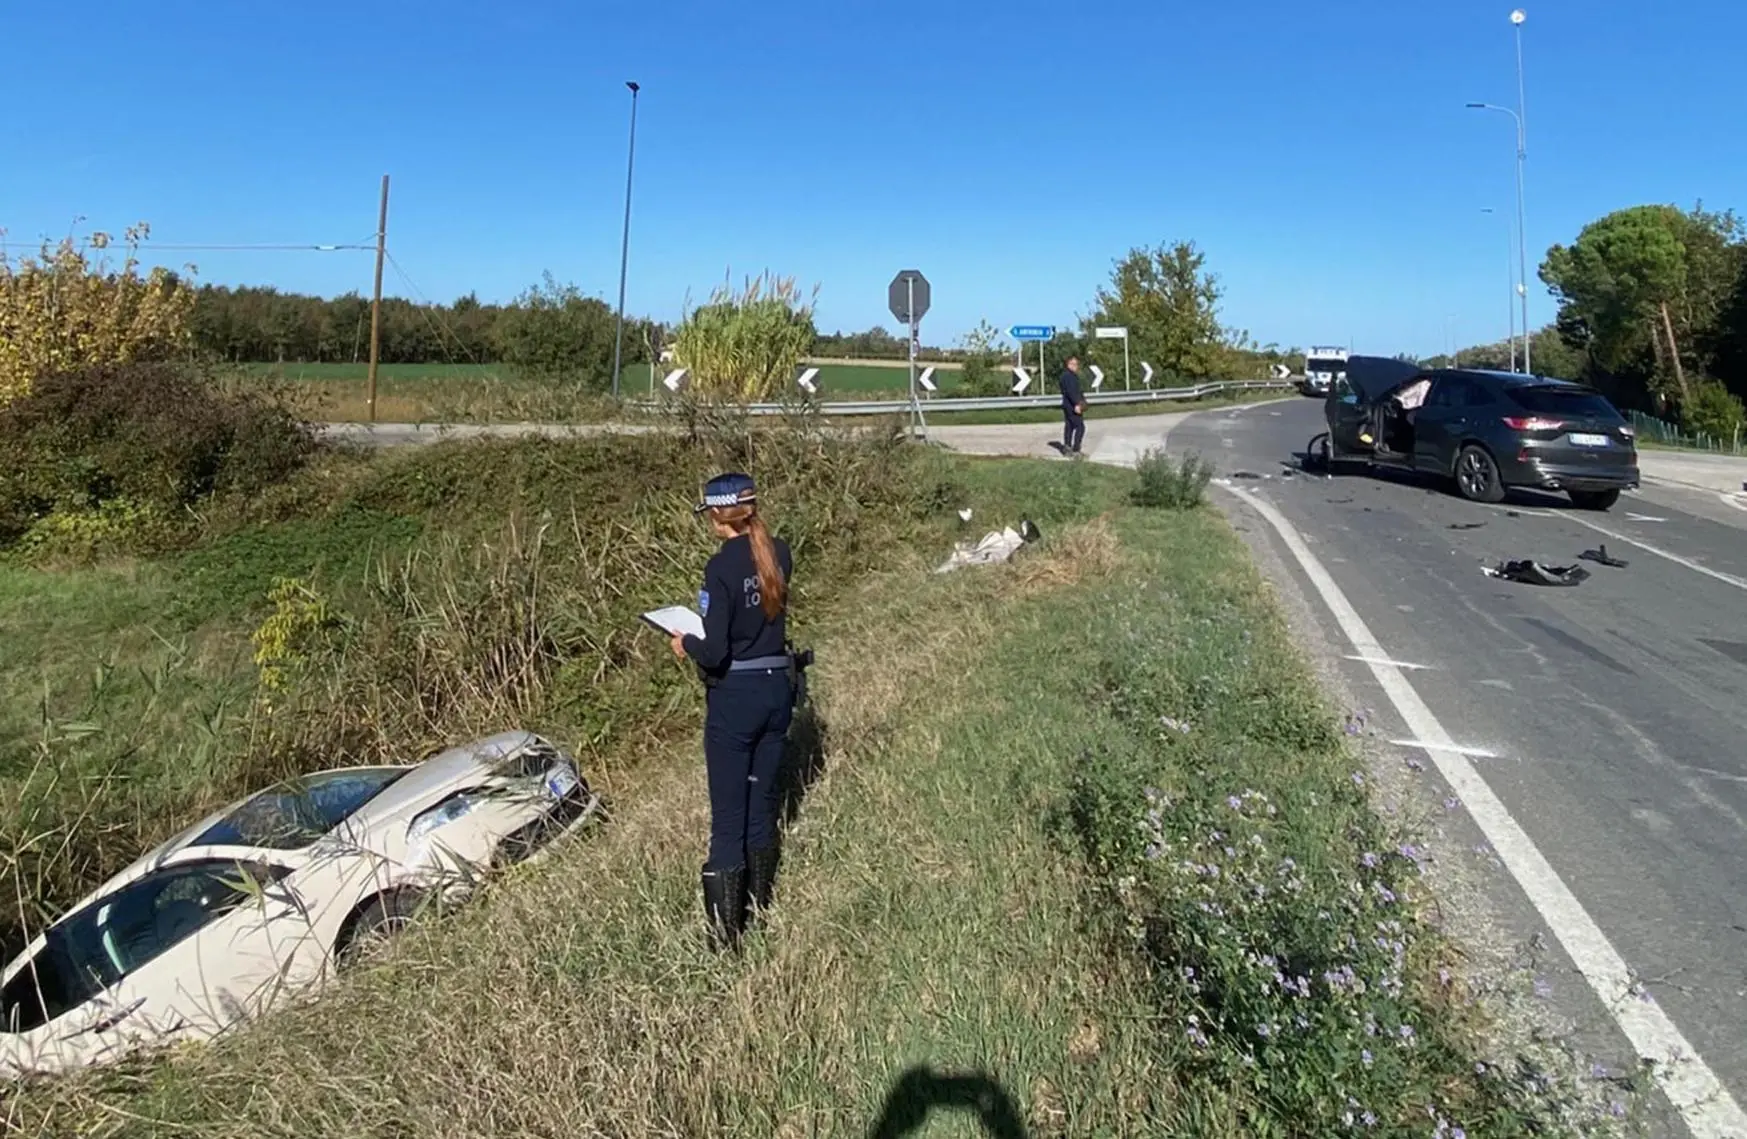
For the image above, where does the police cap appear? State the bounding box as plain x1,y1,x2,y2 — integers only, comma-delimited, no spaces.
694,471,757,514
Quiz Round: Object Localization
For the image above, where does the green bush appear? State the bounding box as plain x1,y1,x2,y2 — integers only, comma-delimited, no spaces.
0,361,316,550
1680,379,1745,442
1131,447,1214,508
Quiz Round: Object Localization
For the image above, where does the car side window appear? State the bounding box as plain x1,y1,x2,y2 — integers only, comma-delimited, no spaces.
1425,380,1457,408
0,860,284,1034
1463,381,1495,407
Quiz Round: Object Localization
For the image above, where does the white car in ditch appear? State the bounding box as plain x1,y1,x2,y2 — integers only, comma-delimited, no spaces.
0,730,598,1078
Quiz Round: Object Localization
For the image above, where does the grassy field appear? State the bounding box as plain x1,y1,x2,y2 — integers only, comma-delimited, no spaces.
248,358,985,421
242,360,1287,426
0,432,1635,1136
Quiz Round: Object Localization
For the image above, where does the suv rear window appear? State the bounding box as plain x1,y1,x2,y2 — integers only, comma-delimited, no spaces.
1505,385,1620,419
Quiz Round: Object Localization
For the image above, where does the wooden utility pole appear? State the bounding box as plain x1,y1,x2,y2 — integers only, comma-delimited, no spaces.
1659,301,1690,404
366,174,391,423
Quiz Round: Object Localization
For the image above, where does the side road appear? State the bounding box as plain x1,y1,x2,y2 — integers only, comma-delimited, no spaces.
316,413,1747,500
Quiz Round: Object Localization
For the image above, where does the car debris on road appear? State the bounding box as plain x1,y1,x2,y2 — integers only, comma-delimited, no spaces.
1579,544,1629,568
1483,560,1592,586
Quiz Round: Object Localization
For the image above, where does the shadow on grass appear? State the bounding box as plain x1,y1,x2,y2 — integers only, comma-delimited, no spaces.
866,1066,1030,1139
777,675,827,832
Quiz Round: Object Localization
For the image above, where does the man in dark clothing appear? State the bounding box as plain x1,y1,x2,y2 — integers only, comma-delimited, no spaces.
1058,356,1088,455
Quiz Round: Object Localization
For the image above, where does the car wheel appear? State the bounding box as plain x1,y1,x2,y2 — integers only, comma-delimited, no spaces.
1453,444,1506,504
335,890,423,969
1568,488,1621,511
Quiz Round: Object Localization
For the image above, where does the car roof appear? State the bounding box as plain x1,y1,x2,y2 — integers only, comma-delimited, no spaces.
1442,368,1593,390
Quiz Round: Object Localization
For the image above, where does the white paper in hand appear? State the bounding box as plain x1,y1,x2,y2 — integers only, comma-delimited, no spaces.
642,605,705,640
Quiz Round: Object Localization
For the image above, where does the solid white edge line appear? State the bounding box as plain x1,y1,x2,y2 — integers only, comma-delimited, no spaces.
1222,483,1747,1138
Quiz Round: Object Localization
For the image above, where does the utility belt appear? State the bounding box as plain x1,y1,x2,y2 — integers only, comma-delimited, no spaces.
698,644,814,706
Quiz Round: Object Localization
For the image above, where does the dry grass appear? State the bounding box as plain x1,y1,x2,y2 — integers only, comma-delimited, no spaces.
8,518,1164,1138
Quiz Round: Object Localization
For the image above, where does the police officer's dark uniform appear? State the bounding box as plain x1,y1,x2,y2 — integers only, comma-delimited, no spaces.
1059,358,1087,455
676,472,796,952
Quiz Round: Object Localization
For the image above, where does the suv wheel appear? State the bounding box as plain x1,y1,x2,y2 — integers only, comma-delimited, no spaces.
1568,488,1621,511
1454,444,1506,504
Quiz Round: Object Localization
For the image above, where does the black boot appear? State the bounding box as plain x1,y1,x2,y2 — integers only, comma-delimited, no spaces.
701,864,746,953
747,840,781,920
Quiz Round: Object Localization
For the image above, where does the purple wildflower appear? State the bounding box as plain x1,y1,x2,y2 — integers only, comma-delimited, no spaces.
1444,795,1461,811
1361,1048,1374,1067
1361,851,1380,868
1610,1102,1627,1119
1362,1111,1376,1127
1227,795,1243,810
1533,977,1552,999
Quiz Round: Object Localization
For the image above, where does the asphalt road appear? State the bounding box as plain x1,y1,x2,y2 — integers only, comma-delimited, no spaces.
1164,397,1747,1129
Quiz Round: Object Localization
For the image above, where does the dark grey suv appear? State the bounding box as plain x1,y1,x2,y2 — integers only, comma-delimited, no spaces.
1322,363,1640,510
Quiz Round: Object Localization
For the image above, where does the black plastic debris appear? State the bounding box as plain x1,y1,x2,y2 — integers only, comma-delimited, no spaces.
1448,522,1486,531
1328,497,1354,504
1484,559,1591,586
1506,511,1522,518
1578,544,1627,568
1019,519,1042,543
1231,471,1265,480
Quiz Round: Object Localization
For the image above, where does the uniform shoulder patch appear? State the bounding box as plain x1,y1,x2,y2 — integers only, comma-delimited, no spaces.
698,589,710,617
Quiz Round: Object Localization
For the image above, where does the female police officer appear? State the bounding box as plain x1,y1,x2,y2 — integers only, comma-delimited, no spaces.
669,471,794,952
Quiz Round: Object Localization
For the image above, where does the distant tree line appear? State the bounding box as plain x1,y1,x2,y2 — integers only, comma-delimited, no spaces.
1431,201,1747,438
188,276,661,382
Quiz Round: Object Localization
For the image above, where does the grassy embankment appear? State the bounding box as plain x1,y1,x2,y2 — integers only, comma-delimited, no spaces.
1,433,1637,1136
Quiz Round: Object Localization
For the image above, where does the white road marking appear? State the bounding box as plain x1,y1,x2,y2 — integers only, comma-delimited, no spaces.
1627,513,1670,523
1562,515,1747,592
1388,739,1501,759
1720,495,1747,514
1345,654,1434,671
1222,483,1747,1139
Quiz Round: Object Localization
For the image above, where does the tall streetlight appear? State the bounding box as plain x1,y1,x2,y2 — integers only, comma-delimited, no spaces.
1481,207,1516,370
1466,8,1530,374
611,80,640,401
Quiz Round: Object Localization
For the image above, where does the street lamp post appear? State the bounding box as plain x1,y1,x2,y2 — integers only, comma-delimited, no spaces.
1469,97,1528,374
1466,9,1530,375
1481,207,1515,370
611,81,640,401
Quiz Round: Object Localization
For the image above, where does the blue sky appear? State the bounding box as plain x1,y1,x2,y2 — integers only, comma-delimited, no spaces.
3,0,1741,359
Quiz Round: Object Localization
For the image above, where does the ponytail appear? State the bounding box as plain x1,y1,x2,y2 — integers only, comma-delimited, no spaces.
710,504,787,620
745,512,787,620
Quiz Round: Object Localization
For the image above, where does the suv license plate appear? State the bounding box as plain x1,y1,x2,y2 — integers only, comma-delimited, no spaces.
1568,433,1609,447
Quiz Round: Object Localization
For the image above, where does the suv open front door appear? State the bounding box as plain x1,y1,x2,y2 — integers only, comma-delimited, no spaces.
1326,375,1374,458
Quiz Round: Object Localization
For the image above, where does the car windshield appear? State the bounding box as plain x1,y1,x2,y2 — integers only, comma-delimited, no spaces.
192,767,408,850
1306,358,1347,375
1506,384,1621,420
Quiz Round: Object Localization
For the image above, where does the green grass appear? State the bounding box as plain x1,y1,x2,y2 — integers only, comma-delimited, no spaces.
4,450,1633,1137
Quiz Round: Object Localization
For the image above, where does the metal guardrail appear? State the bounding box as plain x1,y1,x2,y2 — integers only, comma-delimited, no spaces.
628,379,1299,417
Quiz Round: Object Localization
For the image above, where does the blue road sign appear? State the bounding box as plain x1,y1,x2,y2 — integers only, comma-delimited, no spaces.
1010,325,1055,341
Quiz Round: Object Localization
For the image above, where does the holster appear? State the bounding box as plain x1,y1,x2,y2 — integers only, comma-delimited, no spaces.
786,641,814,708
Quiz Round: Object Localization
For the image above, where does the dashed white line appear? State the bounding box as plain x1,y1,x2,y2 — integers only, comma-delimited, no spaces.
1344,654,1434,671
1222,483,1747,1139
1387,739,1501,759
1720,494,1747,514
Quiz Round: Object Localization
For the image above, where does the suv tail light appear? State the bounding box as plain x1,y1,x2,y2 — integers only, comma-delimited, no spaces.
1502,416,1566,431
